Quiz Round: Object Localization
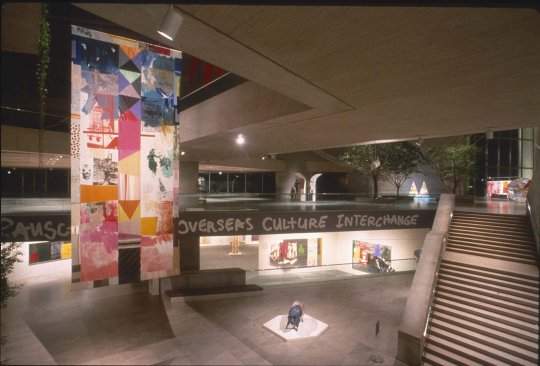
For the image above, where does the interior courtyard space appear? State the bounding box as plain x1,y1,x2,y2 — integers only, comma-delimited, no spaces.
1,268,413,366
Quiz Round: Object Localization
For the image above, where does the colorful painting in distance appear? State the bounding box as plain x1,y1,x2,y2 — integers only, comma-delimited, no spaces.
269,239,309,268
71,26,182,283
29,242,72,264
352,240,392,273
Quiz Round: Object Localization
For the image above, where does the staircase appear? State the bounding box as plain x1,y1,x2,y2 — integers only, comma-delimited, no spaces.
423,212,539,366
446,211,537,265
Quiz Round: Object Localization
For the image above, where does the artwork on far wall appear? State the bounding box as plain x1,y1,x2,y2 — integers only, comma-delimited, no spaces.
29,241,72,265
269,239,320,268
352,240,393,273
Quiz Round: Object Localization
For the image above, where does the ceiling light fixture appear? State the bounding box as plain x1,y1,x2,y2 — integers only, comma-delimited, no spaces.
235,134,245,146
157,5,183,41
180,151,186,156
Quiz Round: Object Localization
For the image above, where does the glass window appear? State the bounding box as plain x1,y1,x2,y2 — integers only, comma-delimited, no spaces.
198,173,209,193
262,173,276,193
246,173,262,193
23,169,35,195
210,172,227,193
48,169,69,196
1,168,23,197
229,173,245,193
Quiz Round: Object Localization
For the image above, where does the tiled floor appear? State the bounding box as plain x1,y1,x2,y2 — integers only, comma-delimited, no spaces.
1,272,414,365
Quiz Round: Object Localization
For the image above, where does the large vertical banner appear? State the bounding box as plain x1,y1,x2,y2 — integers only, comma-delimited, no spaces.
71,26,181,286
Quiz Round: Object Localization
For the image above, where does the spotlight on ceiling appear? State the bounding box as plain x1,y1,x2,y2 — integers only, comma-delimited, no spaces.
261,156,266,160
157,5,183,41
415,137,423,147
235,134,245,146
180,151,186,156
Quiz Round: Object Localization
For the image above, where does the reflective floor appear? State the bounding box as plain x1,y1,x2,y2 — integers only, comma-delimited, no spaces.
1,270,414,365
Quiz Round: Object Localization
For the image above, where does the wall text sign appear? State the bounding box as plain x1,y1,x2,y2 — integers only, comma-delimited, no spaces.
176,209,435,238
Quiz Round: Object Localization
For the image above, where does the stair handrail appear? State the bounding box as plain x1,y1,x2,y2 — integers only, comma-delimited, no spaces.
396,193,455,366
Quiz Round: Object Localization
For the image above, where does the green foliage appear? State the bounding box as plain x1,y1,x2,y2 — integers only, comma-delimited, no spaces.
381,142,423,197
1,243,22,308
339,145,383,198
339,141,423,198
426,140,477,194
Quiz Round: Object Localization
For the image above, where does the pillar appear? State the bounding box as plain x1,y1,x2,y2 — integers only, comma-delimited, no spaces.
178,161,199,208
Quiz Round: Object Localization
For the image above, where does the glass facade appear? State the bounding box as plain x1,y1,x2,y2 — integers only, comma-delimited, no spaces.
472,128,535,196
198,171,275,194
1,168,70,197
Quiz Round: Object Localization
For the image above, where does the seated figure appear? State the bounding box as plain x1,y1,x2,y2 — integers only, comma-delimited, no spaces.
285,301,304,331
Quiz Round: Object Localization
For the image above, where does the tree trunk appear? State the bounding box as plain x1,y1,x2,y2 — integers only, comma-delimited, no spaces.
372,174,378,199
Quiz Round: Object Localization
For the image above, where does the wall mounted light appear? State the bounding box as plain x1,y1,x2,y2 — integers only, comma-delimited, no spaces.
235,134,245,146
157,5,183,41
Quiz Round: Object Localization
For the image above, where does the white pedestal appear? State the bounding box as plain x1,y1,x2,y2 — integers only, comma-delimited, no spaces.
263,314,328,341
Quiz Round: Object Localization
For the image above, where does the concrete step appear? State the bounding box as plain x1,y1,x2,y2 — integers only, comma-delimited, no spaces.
453,211,529,222
445,247,538,265
448,227,534,242
436,287,539,322
437,279,538,309
446,238,535,253
425,334,511,366
445,243,537,261
439,262,539,287
450,219,532,232
438,272,539,299
422,353,457,366
451,218,529,228
424,338,483,366
432,305,538,344
440,259,539,282
438,266,539,294
429,318,538,363
447,232,535,247
428,327,537,366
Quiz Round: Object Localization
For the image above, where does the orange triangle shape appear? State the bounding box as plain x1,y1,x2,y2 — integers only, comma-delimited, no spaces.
119,200,139,219
120,45,139,60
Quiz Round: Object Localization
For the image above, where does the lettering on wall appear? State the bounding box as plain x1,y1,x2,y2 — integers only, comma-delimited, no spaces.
176,210,435,238
1,214,71,242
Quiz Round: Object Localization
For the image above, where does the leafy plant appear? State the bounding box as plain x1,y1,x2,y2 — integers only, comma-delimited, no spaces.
382,142,423,198
339,144,384,199
1,242,22,308
339,142,423,198
426,139,477,194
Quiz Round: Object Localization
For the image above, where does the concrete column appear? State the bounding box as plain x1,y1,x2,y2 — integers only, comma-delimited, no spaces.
178,161,199,208
276,170,297,200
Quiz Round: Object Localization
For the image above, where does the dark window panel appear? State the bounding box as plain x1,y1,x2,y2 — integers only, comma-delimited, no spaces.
229,173,245,193
246,173,262,193
209,172,227,193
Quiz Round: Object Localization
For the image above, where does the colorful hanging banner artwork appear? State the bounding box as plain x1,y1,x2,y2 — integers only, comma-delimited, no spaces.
71,26,182,285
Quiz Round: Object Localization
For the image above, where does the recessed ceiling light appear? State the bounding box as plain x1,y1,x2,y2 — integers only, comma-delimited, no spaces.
235,134,245,145
180,151,186,156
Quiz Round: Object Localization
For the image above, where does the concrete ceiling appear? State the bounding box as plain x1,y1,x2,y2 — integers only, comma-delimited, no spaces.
75,4,540,163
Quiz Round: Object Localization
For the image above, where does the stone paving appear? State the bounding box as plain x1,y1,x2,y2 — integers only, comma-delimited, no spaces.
1,272,413,365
